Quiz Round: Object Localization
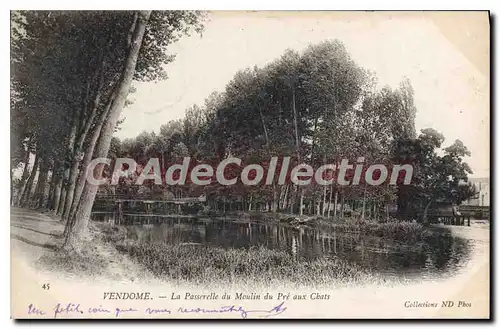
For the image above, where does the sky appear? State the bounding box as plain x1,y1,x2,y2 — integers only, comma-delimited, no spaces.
116,11,490,178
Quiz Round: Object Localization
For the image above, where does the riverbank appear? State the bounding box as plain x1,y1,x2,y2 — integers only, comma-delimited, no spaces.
10,207,393,288
10,207,154,283
95,220,393,288
11,207,489,319
105,210,454,243
112,236,382,288
200,210,453,244
10,207,475,288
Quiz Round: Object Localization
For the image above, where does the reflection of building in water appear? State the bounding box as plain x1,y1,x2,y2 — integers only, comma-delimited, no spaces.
461,177,490,206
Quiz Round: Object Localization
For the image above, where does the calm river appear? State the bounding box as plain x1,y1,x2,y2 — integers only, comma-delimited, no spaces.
91,213,471,279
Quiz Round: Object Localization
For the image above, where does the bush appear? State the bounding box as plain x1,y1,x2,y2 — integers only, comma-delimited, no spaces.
309,217,447,243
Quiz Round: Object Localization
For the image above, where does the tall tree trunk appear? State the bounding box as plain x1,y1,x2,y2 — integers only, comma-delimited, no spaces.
327,186,333,219
58,116,79,216
258,107,277,213
322,185,327,217
47,172,56,210
57,186,67,215
35,158,50,209
291,90,303,215
361,183,367,220
280,184,288,211
299,192,304,216
62,156,81,219
340,194,345,220
64,11,151,248
422,199,433,225
278,185,283,211
62,53,107,220
20,153,40,207
52,174,63,212
16,147,31,205
309,116,321,217
278,185,284,211
69,89,116,221
333,189,338,220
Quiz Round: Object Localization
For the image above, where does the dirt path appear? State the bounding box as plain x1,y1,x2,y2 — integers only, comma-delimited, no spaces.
10,207,64,266
10,207,153,284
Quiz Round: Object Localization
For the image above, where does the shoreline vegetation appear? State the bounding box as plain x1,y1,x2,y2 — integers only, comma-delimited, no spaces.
111,209,451,243
34,208,460,288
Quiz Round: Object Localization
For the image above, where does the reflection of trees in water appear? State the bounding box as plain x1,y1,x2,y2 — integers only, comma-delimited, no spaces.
279,226,470,275
422,232,471,271
291,235,297,258
93,213,470,276
343,230,470,275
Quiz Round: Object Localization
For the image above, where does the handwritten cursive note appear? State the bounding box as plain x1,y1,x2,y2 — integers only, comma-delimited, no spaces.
27,302,287,319
53,303,84,318
27,304,45,316
178,302,287,318
114,307,139,317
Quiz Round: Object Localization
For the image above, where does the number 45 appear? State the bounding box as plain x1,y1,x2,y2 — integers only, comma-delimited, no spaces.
42,283,50,290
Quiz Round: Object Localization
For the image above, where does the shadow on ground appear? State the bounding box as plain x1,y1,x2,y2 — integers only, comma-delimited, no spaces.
10,234,59,251
10,223,62,238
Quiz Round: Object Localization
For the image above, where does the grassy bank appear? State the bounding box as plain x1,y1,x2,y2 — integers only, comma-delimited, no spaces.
308,218,447,243
115,240,381,288
16,208,459,287
36,224,152,282
37,237,109,277
94,222,404,288
211,211,450,243
91,213,456,287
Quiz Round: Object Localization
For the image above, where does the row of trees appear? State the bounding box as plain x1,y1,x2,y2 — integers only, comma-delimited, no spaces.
11,10,205,248
104,41,476,221
11,11,476,250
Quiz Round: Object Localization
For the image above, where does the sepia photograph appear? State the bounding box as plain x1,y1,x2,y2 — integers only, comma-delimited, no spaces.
9,9,490,319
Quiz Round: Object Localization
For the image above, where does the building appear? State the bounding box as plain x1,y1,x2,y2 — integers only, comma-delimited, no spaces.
461,177,490,207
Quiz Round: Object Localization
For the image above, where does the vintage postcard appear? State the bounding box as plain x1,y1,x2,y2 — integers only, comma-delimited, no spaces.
10,10,490,319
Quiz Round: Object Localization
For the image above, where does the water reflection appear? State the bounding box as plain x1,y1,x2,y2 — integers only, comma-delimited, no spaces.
92,213,470,278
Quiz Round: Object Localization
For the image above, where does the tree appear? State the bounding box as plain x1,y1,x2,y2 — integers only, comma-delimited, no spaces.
11,10,205,248
64,11,205,247
393,129,474,223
